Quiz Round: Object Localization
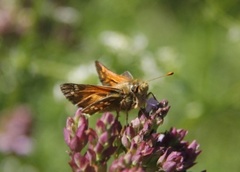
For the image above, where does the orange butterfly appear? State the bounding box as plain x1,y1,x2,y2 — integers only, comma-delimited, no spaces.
60,61,149,116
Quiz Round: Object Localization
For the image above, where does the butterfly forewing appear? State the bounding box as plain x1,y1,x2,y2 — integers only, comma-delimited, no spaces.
60,83,123,114
95,61,132,86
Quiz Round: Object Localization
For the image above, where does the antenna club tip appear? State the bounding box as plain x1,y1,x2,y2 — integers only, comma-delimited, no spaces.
148,71,174,82
167,72,174,76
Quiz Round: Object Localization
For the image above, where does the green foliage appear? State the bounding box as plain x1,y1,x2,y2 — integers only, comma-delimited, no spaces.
0,0,240,171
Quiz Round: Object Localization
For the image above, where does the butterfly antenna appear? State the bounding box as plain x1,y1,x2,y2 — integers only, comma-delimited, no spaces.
147,72,174,82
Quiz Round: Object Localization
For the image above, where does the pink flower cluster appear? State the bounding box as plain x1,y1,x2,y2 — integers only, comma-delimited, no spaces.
64,98,201,172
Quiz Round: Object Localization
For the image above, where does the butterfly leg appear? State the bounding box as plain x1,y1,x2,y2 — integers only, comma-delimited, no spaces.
116,111,120,120
147,92,157,100
126,111,129,124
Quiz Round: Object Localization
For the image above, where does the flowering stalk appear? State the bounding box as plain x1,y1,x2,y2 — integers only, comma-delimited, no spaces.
64,98,201,172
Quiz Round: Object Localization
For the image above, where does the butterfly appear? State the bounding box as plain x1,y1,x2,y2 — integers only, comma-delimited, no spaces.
60,61,149,117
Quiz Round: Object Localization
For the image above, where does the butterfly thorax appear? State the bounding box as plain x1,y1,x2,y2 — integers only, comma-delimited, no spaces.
113,79,149,110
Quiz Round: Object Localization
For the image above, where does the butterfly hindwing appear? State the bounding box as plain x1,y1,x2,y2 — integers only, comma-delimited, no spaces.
82,94,122,114
60,83,120,114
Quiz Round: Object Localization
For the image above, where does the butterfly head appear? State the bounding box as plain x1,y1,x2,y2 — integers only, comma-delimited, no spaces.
131,80,148,95
130,80,149,107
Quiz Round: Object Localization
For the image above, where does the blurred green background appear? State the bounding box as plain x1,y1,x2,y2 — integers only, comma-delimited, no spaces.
0,0,239,171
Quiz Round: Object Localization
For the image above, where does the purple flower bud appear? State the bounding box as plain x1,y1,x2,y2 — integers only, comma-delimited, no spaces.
69,152,97,172
123,167,145,172
102,146,118,160
64,110,89,152
87,128,98,144
86,149,96,163
188,140,200,150
121,126,135,148
94,141,104,154
99,132,109,145
162,161,177,172
138,142,154,157
145,97,159,112
110,160,145,172
100,112,115,126
130,117,141,128
96,120,106,134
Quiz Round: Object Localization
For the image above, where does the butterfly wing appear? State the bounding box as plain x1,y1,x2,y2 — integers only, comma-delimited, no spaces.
95,61,132,86
121,71,133,79
81,94,122,114
60,83,122,114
